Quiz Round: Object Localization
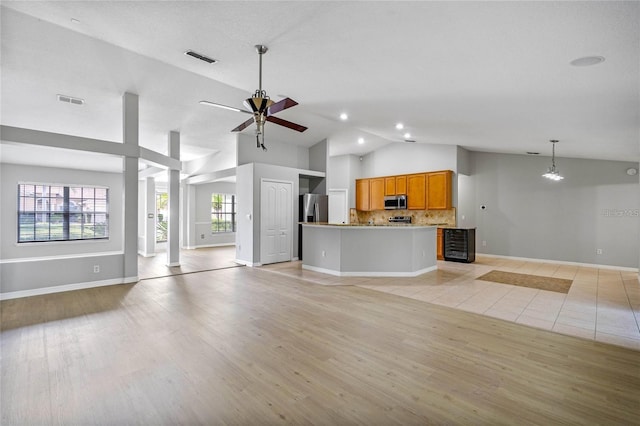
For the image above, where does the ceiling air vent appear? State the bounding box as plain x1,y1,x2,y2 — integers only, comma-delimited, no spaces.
57,94,84,105
184,50,217,64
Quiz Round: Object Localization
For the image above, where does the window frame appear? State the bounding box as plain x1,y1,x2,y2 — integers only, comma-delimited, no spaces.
211,193,236,234
17,182,110,243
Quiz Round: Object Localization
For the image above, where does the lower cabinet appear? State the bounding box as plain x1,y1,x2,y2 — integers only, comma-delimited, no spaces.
437,228,443,260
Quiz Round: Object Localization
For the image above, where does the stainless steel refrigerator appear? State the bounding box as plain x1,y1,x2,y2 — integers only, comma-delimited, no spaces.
298,193,328,260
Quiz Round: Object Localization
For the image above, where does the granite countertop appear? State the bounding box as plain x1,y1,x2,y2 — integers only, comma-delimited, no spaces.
301,222,440,228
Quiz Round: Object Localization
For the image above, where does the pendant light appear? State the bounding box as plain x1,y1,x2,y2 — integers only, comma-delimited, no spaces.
542,139,564,181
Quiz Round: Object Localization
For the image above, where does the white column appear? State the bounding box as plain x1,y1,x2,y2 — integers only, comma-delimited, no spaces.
181,182,196,249
167,131,180,266
123,92,139,282
144,177,156,256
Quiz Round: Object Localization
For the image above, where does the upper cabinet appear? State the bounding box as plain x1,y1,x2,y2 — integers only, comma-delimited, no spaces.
355,170,452,211
370,178,385,210
385,176,408,196
406,173,426,210
384,177,396,195
427,170,452,210
355,179,370,211
395,176,407,195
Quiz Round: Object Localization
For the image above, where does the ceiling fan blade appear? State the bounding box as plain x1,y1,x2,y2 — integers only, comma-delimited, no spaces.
266,115,308,132
267,97,298,116
231,118,255,132
199,100,252,115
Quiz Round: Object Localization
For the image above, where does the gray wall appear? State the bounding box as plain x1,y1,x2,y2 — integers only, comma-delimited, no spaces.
237,133,309,169
193,181,236,247
466,152,639,268
0,163,125,294
1,163,124,258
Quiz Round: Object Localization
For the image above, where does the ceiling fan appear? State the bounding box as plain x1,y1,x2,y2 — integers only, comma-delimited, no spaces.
200,44,307,151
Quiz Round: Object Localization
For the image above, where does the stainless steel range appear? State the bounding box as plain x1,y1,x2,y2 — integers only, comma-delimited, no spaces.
388,216,412,224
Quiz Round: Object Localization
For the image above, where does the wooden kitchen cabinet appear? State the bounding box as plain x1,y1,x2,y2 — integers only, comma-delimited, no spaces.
395,176,407,195
355,179,370,211
406,173,426,209
370,177,385,210
384,177,396,195
437,228,443,260
385,175,408,196
427,170,452,210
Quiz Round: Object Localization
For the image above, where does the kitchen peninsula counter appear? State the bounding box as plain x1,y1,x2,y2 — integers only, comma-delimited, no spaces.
301,223,437,277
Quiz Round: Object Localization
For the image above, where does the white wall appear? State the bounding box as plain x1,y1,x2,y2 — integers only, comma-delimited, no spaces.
361,142,458,177
235,163,254,264
467,152,639,268
328,154,362,208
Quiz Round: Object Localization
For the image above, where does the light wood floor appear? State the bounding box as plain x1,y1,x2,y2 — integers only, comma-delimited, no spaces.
264,256,640,351
2,259,639,424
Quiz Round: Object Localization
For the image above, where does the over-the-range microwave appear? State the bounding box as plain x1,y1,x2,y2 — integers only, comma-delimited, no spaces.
384,195,407,210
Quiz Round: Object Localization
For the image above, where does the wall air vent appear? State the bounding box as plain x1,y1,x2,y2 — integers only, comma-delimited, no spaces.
184,50,217,64
57,94,84,105
404,139,416,143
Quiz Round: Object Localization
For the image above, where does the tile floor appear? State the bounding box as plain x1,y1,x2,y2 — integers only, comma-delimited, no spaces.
262,256,640,351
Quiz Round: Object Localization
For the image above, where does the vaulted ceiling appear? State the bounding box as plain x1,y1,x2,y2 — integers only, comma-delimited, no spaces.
1,1,638,172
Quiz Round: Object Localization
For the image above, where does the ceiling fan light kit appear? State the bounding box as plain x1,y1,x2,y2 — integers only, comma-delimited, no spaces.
542,139,564,181
200,44,307,151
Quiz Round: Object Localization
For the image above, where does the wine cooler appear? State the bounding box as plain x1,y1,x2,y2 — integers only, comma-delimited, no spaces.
443,228,476,263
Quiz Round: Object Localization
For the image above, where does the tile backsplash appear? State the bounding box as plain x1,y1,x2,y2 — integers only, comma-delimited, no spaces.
350,208,456,226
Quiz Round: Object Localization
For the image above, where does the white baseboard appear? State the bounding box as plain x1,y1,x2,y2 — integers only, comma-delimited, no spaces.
477,252,639,273
183,243,236,250
301,264,438,277
137,251,156,258
234,259,261,267
166,262,180,267
0,276,139,301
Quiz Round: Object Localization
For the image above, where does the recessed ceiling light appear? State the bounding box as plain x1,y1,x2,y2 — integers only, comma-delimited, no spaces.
358,138,364,144
570,56,605,67
339,113,348,121
395,123,404,130
403,132,411,139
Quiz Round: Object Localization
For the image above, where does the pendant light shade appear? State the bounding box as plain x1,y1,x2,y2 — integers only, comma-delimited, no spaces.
542,140,564,181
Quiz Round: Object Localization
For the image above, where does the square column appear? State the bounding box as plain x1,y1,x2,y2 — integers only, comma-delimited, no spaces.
123,92,139,282
167,131,180,267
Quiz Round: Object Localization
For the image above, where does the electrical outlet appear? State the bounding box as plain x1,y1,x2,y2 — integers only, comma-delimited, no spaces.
322,250,326,257
596,248,603,255
482,240,487,247
200,234,205,239
93,265,100,273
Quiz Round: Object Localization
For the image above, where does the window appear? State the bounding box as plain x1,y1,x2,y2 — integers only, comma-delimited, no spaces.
211,194,236,233
18,184,109,243
156,192,168,243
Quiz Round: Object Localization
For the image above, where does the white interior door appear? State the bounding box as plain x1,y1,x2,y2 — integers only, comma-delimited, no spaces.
260,180,292,265
328,189,348,224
